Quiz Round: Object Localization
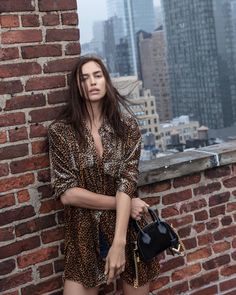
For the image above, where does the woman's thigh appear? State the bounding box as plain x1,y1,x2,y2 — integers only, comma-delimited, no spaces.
63,280,99,295
122,280,149,295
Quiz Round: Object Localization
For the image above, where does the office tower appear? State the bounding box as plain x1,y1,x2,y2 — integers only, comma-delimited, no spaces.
138,27,172,122
162,0,225,128
106,0,156,75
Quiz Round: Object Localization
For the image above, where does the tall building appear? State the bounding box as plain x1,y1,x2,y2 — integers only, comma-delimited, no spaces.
106,0,156,75
162,0,225,129
138,27,172,122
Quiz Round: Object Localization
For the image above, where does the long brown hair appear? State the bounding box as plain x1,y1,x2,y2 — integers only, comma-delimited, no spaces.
60,55,132,142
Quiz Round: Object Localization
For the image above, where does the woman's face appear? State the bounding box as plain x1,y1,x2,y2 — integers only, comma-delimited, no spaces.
78,61,106,102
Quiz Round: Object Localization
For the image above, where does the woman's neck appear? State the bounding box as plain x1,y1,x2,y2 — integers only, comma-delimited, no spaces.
86,101,103,129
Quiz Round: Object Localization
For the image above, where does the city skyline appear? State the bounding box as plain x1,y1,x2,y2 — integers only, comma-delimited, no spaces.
77,0,161,43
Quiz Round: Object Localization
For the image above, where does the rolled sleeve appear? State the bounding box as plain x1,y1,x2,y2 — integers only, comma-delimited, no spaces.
117,118,141,198
48,123,79,198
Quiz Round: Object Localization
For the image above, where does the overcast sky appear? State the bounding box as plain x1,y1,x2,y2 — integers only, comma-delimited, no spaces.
77,0,161,44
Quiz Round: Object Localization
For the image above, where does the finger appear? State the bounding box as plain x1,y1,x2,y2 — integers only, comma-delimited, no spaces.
107,268,115,285
104,258,109,276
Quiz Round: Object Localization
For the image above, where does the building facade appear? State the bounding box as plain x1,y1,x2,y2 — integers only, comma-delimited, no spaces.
162,0,225,129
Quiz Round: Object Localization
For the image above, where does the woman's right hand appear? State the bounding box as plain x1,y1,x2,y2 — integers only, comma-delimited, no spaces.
131,198,149,220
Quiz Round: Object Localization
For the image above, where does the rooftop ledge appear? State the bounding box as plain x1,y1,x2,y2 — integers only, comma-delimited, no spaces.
138,140,236,186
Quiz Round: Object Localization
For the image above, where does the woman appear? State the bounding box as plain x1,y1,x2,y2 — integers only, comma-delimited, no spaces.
48,55,160,295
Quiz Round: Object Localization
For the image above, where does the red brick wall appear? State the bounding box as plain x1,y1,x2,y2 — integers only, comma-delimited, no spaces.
0,0,80,294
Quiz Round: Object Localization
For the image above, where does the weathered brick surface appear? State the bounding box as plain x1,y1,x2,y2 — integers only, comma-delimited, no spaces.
1,1,236,295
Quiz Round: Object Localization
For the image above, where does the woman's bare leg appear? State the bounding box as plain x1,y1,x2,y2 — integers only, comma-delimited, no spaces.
63,280,99,295
122,280,149,295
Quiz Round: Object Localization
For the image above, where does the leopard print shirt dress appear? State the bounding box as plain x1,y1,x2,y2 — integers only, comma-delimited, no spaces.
48,113,160,288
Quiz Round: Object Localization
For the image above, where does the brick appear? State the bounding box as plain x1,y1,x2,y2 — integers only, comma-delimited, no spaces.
157,282,189,295
191,285,218,295
198,233,213,246
21,14,39,27
203,254,230,271
22,44,62,59
30,124,48,138
194,182,221,196
54,258,64,273
223,176,236,188
65,42,81,55
1,290,18,295
227,201,236,212
0,226,14,242
57,210,64,224
139,180,171,194
38,263,53,278
0,80,23,95
162,189,192,205
39,0,77,11
0,112,25,127
0,193,15,209
172,263,201,281
180,199,207,213
15,214,56,237
2,30,42,44
213,225,236,241
26,75,65,91
141,196,160,207
150,276,170,291
0,269,32,293
62,12,78,25
8,127,28,142
159,256,185,273
221,264,236,277
0,47,19,61
0,236,40,259
29,106,65,123
0,173,34,193
0,163,9,177
41,227,64,244
1,15,19,27
32,140,47,154
44,57,79,73
10,155,49,174
209,191,230,207
173,173,201,188
0,259,15,275
212,241,230,253
0,62,41,78
0,143,28,160
190,270,219,289
17,189,30,203
192,223,205,233
169,214,193,228
182,237,197,250
206,219,219,230
220,278,236,292
37,169,50,183
194,210,208,221
42,14,60,26
0,0,34,12
5,94,46,111
48,89,70,104
209,205,225,217
187,247,212,263
40,198,63,213
161,206,179,218
0,131,7,144
46,28,79,42
205,166,231,179
17,246,58,268
21,276,62,295
221,215,232,226
0,205,35,226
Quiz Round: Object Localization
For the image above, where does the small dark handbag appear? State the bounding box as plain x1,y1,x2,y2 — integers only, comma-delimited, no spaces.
133,208,185,262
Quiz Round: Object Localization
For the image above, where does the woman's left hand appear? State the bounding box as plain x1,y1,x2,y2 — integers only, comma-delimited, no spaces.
131,198,149,220
104,243,126,285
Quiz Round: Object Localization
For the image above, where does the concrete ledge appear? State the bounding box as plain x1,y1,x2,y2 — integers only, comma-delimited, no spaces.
138,140,236,186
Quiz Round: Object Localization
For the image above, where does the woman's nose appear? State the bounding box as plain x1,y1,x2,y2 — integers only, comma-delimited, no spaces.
90,77,96,85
